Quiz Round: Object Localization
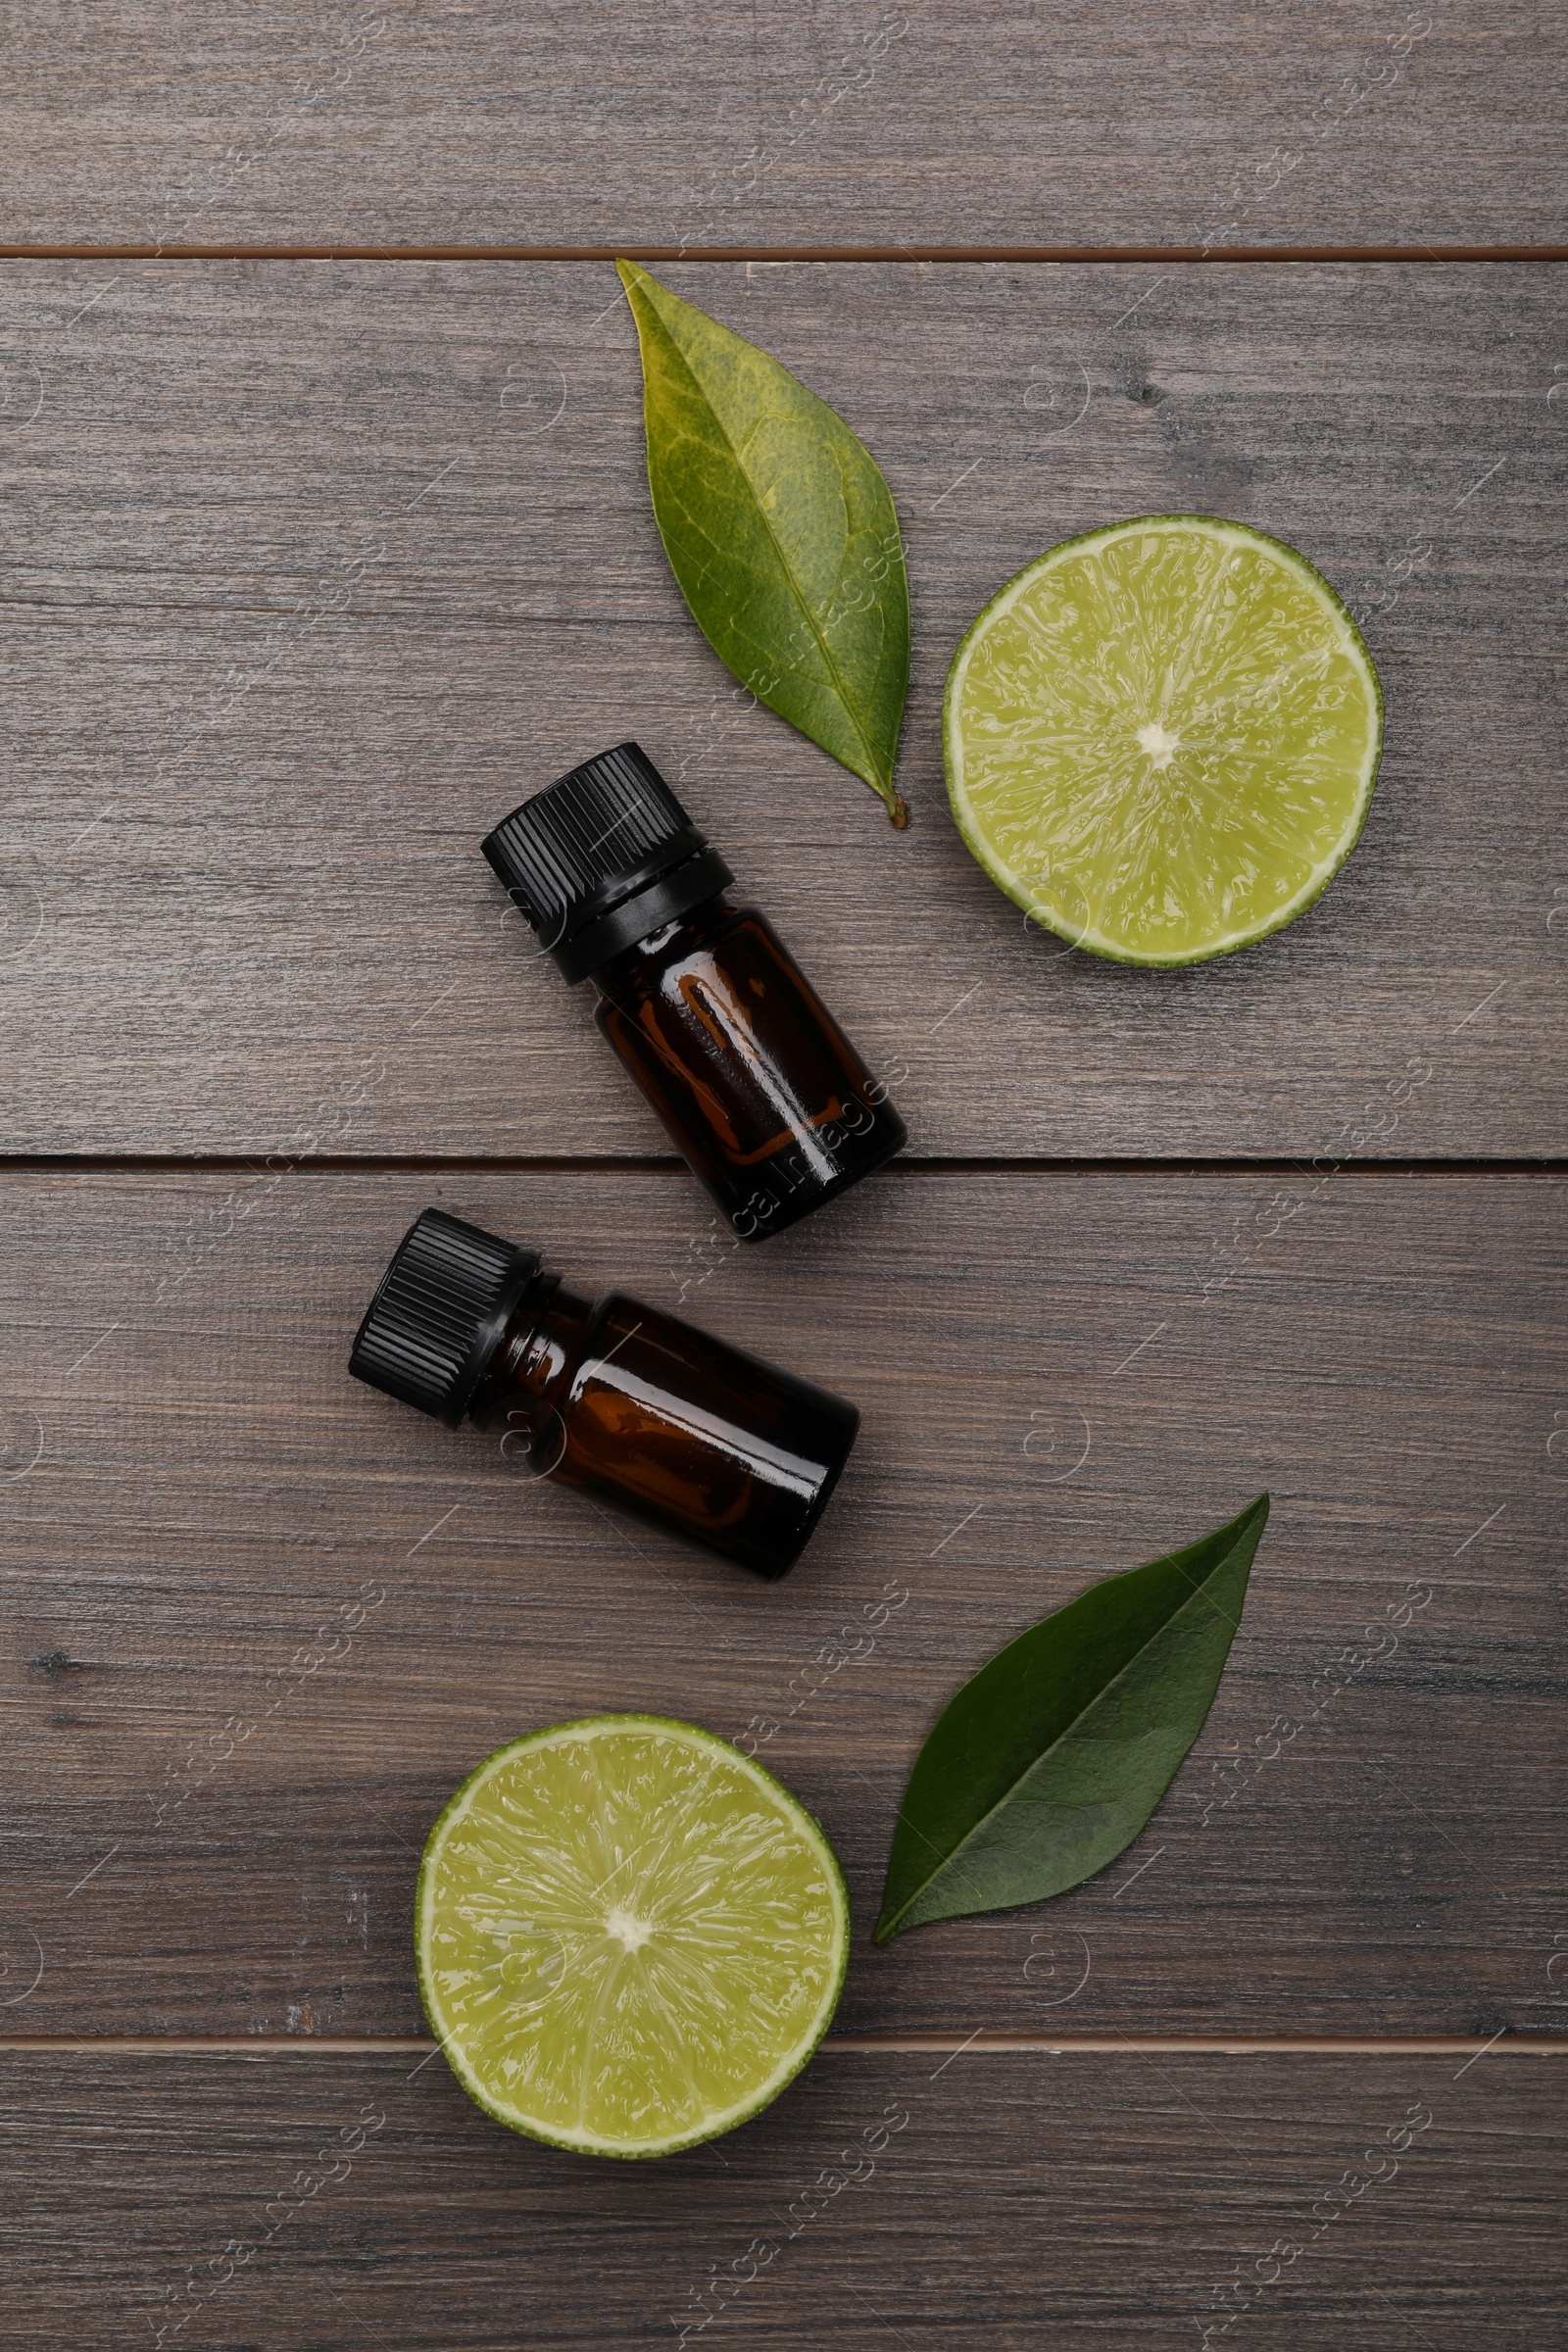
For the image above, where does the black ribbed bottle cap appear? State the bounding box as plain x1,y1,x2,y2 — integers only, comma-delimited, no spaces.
482,741,733,983
349,1209,541,1429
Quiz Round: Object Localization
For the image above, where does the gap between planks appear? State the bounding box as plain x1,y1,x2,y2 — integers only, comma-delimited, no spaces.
2,1155,1563,1180
1,244,1564,267
5,2035,1562,2057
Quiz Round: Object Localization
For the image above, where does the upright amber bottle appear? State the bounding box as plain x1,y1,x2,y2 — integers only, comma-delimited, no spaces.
482,743,906,1241
349,1209,858,1579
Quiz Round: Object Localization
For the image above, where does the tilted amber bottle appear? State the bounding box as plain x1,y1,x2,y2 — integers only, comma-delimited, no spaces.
349,1209,858,1580
482,743,906,1241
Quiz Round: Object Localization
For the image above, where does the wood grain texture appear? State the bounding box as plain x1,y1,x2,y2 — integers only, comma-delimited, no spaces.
2,260,1564,1156
4,2046,1563,2349
3,4,1565,251
2,1169,1561,2038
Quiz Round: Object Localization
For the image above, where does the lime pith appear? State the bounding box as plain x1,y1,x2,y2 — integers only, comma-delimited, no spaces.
943,515,1383,965
415,1715,850,2158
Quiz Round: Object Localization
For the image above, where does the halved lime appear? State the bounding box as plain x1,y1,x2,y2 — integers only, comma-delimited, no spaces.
415,1714,850,2158
944,514,1383,964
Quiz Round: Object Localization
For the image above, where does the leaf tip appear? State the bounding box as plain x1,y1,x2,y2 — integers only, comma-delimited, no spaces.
616,258,660,315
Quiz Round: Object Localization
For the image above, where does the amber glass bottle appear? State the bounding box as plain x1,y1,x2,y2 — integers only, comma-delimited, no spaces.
482,743,906,1241
349,1209,858,1580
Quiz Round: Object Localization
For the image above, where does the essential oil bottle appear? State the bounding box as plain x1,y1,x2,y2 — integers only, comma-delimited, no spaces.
482,743,906,1241
349,1209,858,1580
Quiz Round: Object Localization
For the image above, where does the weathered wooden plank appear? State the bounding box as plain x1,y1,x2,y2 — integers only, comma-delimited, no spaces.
3,2046,1562,2349
2,1170,1560,2036
2,260,1563,1156
3,4,1564,251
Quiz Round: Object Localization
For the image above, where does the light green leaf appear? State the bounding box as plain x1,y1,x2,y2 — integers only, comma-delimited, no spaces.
874,1496,1269,1941
617,261,910,824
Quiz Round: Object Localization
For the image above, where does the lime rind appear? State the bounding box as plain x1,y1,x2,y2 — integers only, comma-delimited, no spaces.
943,514,1384,967
415,1714,851,2160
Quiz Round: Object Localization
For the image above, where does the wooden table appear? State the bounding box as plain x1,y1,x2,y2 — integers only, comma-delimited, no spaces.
4,8,1564,2344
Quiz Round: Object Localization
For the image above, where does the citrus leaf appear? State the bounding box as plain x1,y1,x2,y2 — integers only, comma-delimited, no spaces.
874,1496,1269,1942
617,260,910,824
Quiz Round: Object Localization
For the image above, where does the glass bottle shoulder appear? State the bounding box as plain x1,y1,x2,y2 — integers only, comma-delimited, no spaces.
589,896,766,998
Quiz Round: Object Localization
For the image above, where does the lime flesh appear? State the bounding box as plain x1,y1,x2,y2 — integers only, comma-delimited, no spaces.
415,1715,850,2158
944,515,1383,964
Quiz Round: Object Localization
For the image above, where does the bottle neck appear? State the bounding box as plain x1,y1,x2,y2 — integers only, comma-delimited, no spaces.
586,889,731,998
552,847,733,986
466,1271,595,1432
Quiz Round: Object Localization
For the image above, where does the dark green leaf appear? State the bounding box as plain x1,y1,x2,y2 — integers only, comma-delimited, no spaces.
617,261,911,824
874,1496,1269,1942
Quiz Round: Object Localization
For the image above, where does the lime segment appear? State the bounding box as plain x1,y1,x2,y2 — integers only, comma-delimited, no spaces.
944,515,1383,964
415,1715,850,2157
